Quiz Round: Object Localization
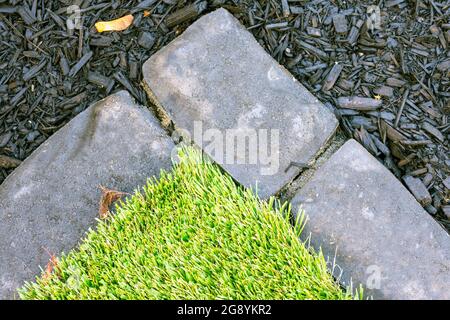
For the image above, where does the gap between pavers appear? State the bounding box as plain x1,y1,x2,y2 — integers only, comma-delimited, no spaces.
0,91,175,299
142,8,338,200
291,139,450,300
279,131,347,203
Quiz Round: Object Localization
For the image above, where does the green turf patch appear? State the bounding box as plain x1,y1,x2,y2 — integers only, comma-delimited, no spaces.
20,147,351,300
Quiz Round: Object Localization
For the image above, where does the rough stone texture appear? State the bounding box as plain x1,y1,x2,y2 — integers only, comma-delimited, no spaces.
291,139,450,300
0,91,174,299
143,8,338,199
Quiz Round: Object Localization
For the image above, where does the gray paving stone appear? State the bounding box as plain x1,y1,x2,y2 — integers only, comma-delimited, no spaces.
0,91,174,299
291,139,450,299
142,8,338,199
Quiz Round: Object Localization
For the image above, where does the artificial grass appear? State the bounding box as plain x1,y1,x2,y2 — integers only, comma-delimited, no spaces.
20,147,351,300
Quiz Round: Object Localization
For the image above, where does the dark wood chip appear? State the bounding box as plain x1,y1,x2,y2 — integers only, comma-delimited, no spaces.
0,155,21,169
322,63,343,91
337,96,382,111
295,40,328,60
23,59,47,81
138,32,155,50
90,36,114,47
166,1,207,28
306,26,321,37
442,177,450,190
381,120,407,142
88,72,114,92
422,122,444,142
17,6,36,25
373,86,394,98
403,175,432,206
442,206,450,219
332,14,348,34
68,51,93,77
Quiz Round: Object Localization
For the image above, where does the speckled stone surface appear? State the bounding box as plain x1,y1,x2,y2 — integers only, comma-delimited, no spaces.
0,91,174,299
143,8,338,199
291,139,450,300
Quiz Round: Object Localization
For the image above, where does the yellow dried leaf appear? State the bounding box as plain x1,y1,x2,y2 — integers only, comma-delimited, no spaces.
95,14,134,33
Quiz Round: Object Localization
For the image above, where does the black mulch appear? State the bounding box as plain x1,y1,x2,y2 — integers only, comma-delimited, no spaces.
0,0,449,229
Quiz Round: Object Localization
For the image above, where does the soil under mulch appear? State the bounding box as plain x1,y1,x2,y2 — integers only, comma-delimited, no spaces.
0,0,449,229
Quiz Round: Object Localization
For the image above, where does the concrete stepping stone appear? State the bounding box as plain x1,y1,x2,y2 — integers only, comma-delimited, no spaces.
142,8,337,199
0,91,174,299
291,139,450,299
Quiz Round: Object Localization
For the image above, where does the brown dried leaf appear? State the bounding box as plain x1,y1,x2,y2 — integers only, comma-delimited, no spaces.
98,185,128,219
42,249,59,281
